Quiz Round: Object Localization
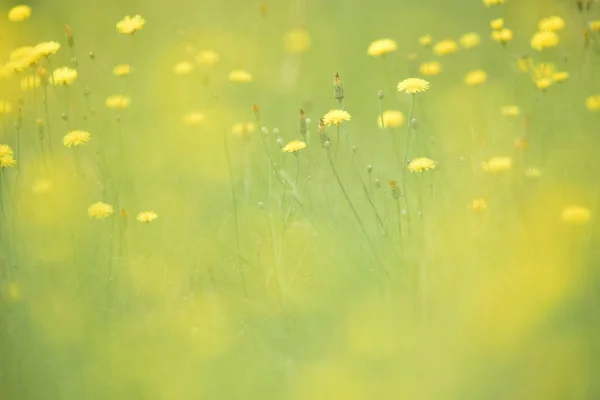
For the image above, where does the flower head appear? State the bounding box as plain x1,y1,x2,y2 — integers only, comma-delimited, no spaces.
472,198,488,212
460,33,480,49
538,16,565,32
561,205,591,225
137,211,158,223
419,61,442,76
228,69,253,83
52,67,77,85
322,109,351,126
0,144,14,157
174,61,194,75
367,39,398,57
88,202,113,219
586,95,600,111
195,50,220,66
408,157,437,172
116,15,145,35
536,78,553,90
182,112,205,126
113,64,131,77
433,40,459,55
63,130,91,147
8,46,42,69
35,41,60,57
590,20,600,32
282,140,306,153
483,0,505,6
105,95,131,109
465,70,487,86
482,156,512,173
397,78,430,94
378,110,405,128
531,30,559,51
284,29,311,54
552,71,569,83
0,155,16,168
418,35,433,47
8,5,31,22
491,28,514,44
490,18,504,30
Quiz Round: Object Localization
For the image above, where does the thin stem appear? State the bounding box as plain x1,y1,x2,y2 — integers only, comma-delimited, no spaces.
402,94,415,234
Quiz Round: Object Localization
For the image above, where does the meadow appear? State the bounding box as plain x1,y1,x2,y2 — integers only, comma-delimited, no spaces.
1,0,600,398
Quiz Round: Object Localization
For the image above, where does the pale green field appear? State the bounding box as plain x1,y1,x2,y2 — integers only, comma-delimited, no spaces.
1,0,600,399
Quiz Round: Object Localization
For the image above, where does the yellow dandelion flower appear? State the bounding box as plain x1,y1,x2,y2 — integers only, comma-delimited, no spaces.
322,109,351,126
586,95,600,111
433,40,459,56
113,64,131,77
232,122,256,137
284,29,311,54
397,78,430,94
116,15,145,35
174,61,194,75
472,198,488,212
419,61,442,76
377,110,405,128
590,20,600,32
465,70,487,86
561,205,591,225
63,130,91,148
538,16,565,32
8,46,41,68
491,28,514,44
283,140,306,153
35,41,60,57
536,77,553,90
460,32,481,49
408,157,437,172
0,145,14,157
8,5,31,22
10,46,36,61
552,71,569,83
195,50,220,66
418,34,433,47
0,101,13,115
531,30,559,51
367,38,398,57
490,18,504,30
31,178,52,194
182,112,205,126
482,156,512,173
88,202,113,219
0,155,16,168
105,95,131,110
20,75,40,90
483,0,505,6
52,67,77,85
228,69,253,83
501,105,520,117
137,211,158,223
524,167,542,179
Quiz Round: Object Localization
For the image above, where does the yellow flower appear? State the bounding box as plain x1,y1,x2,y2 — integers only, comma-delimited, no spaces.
228,69,253,83
531,30,559,51
483,0,505,6
465,70,487,86
491,28,514,44
182,112,205,126
590,20,600,32
586,95,600,111
419,61,442,76
88,202,114,219
0,144,14,157
174,61,194,75
377,110,405,128
0,155,16,168
284,29,311,54
561,205,591,225
52,67,77,85
105,95,131,109
20,75,40,90
408,157,437,172
113,64,131,77
459,33,480,49
552,71,569,83
472,198,488,212
538,16,565,32
0,101,13,115
35,41,60,57
418,35,433,47
322,109,351,126
433,40,459,55
367,38,398,57
195,50,220,66
116,15,145,35
8,5,31,22
397,78,430,94
137,211,158,223
501,105,520,117
8,46,41,69
536,77,553,90
524,167,542,179
283,140,307,153
63,130,91,148
490,18,504,30
482,156,512,173
232,122,256,137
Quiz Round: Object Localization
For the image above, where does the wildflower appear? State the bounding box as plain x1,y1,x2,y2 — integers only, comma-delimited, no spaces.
195,50,220,66
113,64,131,76
536,78,553,90
116,15,145,35
419,61,442,76
105,95,131,109
173,61,194,75
397,78,430,94
433,40,459,55
490,18,504,30
590,20,600,32
20,75,40,90
408,157,437,172
388,180,401,199
52,67,77,85
538,16,565,32
0,102,13,115
232,122,256,137
517,56,531,72
35,41,60,57
514,138,529,150
465,70,487,86
322,109,351,126
472,198,488,212
228,69,253,83
0,154,16,168
8,46,41,69
552,71,569,83
501,105,520,116
482,156,512,173
585,95,600,111
284,29,311,53
460,33,480,49
492,28,514,44
367,38,398,57
418,35,433,47
283,140,306,153
88,202,114,219
63,130,91,147
531,31,559,51
524,167,542,178
8,5,31,22
137,211,158,223
378,110,405,128
483,0,505,6
561,205,591,225
182,112,205,126
0,145,14,157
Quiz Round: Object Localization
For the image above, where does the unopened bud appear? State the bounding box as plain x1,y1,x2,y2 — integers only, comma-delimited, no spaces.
61,113,68,122
37,119,44,141
410,118,419,130
89,52,95,60
272,128,280,137
375,178,381,189
258,201,264,210
324,140,331,149
352,145,357,153
260,127,268,135
253,104,260,123
83,86,91,97
276,137,283,147
367,164,373,173
65,25,74,48
71,57,78,67
298,109,307,136
377,90,384,100
333,72,344,101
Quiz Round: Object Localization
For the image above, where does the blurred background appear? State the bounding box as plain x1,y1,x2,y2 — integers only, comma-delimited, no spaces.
1,0,600,399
